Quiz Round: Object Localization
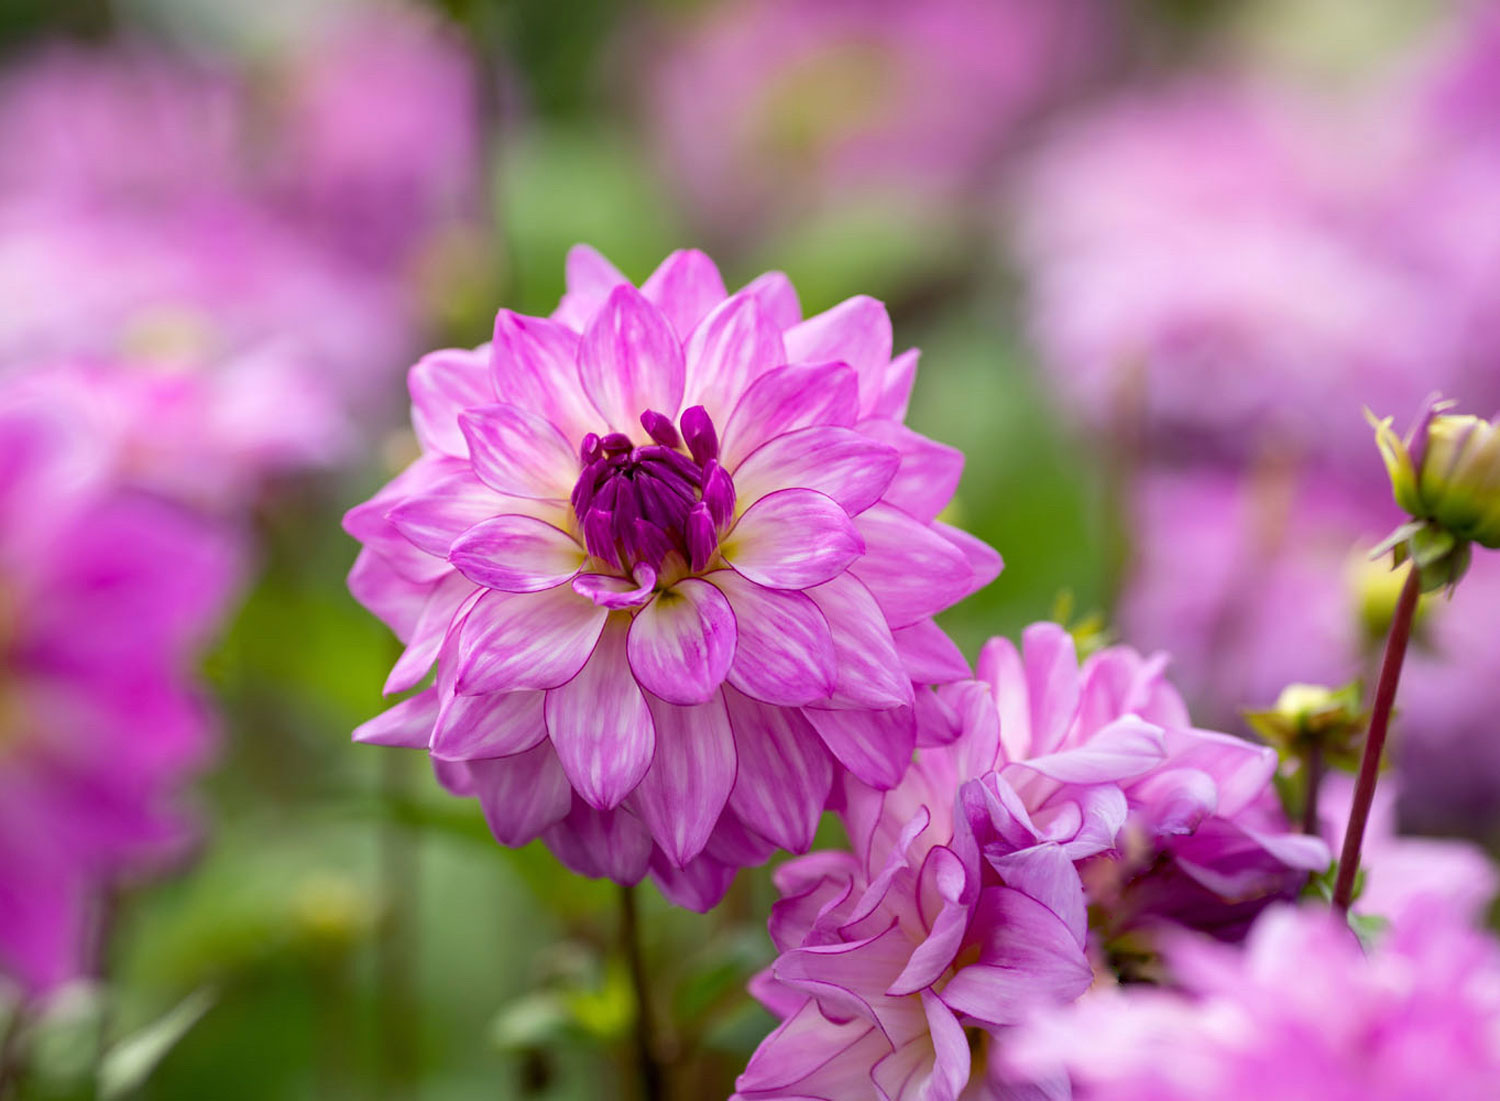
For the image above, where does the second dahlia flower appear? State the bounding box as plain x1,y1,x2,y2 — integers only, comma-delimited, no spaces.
346,246,998,909
737,623,1324,1098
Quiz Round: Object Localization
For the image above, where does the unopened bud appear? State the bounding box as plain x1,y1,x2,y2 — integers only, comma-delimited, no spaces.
1246,681,1366,769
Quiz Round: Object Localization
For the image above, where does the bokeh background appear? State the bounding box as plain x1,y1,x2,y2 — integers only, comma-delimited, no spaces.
1,0,1497,1097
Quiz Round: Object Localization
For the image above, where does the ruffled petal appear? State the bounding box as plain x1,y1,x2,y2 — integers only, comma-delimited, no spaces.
725,687,833,853
459,402,578,500
468,742,574,845
724,488,865,590
432,689,547,761
641,248,728,339
630,692,736,867
545,619,655,809
684,292,786,422
626,578,737,704
733,426,900,517
454,585,606,694
720,362,861,467
385,573,477,694
712,571,836,706
353,688,438,748
449,514,585,593
578,284,685,432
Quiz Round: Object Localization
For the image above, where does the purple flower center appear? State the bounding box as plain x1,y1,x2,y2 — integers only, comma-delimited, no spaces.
569,405,736,575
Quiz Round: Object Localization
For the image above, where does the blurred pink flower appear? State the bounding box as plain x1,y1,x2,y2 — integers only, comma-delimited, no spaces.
737,623,1323,1098
0,375,241,994
652,0,1106,232
346,246,998,910
1014,77,1464,477
1010,902,1500,1100
262,1,485,270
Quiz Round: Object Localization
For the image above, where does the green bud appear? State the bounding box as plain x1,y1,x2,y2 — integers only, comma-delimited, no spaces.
1369,404,1500,550
1246,681,1366,770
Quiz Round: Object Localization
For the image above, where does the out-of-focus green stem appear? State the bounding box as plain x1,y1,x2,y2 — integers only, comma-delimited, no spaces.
377,751,421,1099
620,885,665,1101
1333,567,1421,916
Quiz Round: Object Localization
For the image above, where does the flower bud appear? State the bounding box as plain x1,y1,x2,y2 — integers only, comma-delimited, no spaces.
1246,681,1366,770
1370,402,1500,550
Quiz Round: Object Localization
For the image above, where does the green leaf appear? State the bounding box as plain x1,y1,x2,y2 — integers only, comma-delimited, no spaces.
99,989,216,1100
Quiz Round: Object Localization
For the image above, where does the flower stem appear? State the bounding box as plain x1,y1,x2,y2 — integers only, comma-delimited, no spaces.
1300,743,1324,836
1332,566,1421,916
619,885,665,1101
0,999,26,1101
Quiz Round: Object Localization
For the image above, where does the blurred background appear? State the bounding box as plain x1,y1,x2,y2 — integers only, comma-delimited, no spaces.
0,0,1497,1096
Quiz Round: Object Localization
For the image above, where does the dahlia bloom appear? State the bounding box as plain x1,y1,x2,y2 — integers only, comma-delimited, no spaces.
0,377,241,993
1010,902,1500,1100
346,246,998,909
652,0,1107,231
737,624,1324,1098
1012,77,1463,476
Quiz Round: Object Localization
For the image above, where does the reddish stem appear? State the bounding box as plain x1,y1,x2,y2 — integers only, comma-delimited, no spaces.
1332,567,1422,916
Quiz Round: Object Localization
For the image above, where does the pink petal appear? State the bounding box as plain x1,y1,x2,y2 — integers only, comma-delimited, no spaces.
939,888,1093,1027
892,620,970,685
870,348,919,422
449,514,585,593
740,269,802,330
387,467,510,558
725,687,833,853
857,421,963,523
733,427,899,517
432,689,547,761
553,243,627,331
934,521,1003,594
454,585,606,694
468,741,573,845
626,578,736,704
543,800,653,884
724,488,864,590
491,310,597,443
683,292,786,422
459,402,578,500
578,284,685,432
804,706,916,790
848,504,975,629
573,568,658,609
650,850,736,912
720,361,860,467
353,688,438,748
408,347,494,456
805,574,912,711
712,571,836,705
545,620,655,809
736,999,884,1099
640,248,728,338
1015,716,1166,784
630,692,736,866
1020,623,1082,758
783,296,893,415
386,573,476,694
870,991,970,1101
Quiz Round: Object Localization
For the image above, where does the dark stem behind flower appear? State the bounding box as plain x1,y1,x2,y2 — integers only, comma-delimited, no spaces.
620,885,666,1101
1332,567,1422,917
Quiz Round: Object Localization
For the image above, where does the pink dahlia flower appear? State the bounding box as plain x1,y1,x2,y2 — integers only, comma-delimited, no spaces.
737,623,1324,1098
1010,902,1500,1100
0,376,241,994
346,246,999,909
651,0,1107,231
1013,77,1464,477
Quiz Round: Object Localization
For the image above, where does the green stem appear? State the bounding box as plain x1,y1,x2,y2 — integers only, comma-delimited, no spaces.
619,885,665,1101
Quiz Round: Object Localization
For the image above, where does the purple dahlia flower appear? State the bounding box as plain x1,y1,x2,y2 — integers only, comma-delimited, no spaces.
345,246,999,909
737,623,1324,1099
1010,901,1500,1100
0,376,241,994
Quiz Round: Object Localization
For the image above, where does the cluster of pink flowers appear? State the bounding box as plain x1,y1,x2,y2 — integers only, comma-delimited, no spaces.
651,0,1108,235
0,1,483,508
1010,901,1500,1099
346,246,999,909
735,623,1325,1098
0,377,240,994
1009,5,1500,834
